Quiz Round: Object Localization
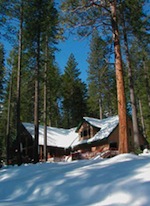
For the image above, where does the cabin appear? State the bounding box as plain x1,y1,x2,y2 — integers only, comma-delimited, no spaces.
19,123,78,163
14,115,148,163
73,115,147,159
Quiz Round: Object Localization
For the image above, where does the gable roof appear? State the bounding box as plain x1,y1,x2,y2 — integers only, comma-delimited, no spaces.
22,123,79,148
22,115,119,149
76,115,119,145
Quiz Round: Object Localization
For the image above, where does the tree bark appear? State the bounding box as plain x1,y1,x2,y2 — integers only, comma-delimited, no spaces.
16,2,23,165
110,0,128,153
139,99,146,138
99,98,103,119
122,13,140,149
34,54,40,163
34,32,40,164
43,36,48,162
143,58,150,110
6,75,12,165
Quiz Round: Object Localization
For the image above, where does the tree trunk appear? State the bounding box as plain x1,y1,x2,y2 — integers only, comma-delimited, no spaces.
43,36,48,162
122,13,140,149
34,32,40,164
143,58,150,110
139,99,146,138
34,65,39,163
6,75,13,165
16,2,23,165
110,0,128,153
99,98,103,119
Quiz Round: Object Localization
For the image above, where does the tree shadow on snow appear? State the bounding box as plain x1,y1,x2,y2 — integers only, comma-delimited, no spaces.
0,156,150,206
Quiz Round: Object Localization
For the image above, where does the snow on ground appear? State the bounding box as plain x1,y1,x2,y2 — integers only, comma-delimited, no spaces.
1,153,150,206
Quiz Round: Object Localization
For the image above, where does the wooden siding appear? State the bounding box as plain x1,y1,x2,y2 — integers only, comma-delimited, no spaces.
78,121,100,141
76,117,148,156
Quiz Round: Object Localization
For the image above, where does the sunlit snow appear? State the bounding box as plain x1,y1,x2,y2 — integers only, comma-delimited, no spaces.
1,153,150,206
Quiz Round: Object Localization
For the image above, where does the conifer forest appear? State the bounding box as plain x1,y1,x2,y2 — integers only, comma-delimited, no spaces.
0,0,149,164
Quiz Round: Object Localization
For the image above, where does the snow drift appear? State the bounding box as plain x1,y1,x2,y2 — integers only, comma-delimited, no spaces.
0,153,150,206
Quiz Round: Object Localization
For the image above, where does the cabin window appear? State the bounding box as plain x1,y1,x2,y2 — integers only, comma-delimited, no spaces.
80,130,87,137
110,142,118,149
80,129,90,139
83,130,87,136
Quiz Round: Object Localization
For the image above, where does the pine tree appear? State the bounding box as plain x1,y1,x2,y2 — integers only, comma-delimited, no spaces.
118,0,150,150
87,30,117,119
0,43,5,100
46,62,61,127
16,1,23,165
0,0,9,39
130,42,150,142
0,0,61,163
1,48,19,164
43,36,48,162
5,72,13,165
0,43,5,161
61,53,87,128
23,0,61,162
61,0,129,153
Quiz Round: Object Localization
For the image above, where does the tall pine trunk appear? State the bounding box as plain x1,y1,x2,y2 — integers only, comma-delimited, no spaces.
122,14,140,149
34,47,40,163
33,1,43,164
43,36,48,162
6,75,13,165
143,58,150,110
16,3,23,165
110,0,128,153
34,32,40,163
99,98,103,119
139,99,146,138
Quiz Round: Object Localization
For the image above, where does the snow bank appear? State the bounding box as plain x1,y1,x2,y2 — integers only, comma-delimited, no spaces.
1,153,150,206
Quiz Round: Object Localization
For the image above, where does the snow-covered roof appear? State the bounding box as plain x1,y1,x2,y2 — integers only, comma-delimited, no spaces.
22,123,79,148
23,115,119,149
77,115,119,145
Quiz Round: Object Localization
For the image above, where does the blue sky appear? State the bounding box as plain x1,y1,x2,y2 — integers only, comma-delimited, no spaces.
55,0,150,85
3,0,150,84
54,0,90,83
55,35,90,83
3,32,90,83
3,34,90,83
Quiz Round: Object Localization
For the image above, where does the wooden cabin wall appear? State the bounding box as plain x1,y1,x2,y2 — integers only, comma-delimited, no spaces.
108,118,147,152
78,121,100,141
20,125,34,163
108,127,119,149
91,144,109,153
107,119,137,152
